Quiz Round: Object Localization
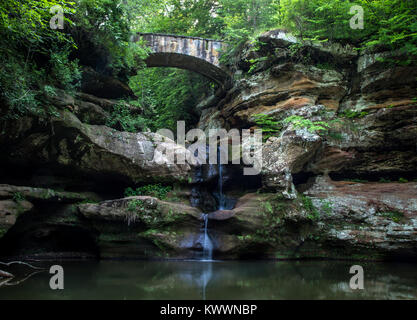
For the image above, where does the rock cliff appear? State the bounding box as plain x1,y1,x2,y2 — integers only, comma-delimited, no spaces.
0,30,416,261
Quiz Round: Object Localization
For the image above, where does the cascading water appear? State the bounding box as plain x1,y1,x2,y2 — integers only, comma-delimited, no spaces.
201,213,213,261
218,162,225,210
199,145,226,261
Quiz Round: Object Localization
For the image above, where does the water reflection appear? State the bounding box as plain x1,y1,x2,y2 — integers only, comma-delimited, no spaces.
1,260,416,300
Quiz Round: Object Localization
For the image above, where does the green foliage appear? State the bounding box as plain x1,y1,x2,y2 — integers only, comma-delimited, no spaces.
247,56,269,74
253,113,283,140
279,0,417,61
340,109,369,119
49,49,81,91
0,0,144,120
377,211,404,223
106,100,147,133
257,195,289,242
283,115,330,134
301,195,320,220
129,68,213,132
12,192,26,203
127,199,146,213
398,177,409,183
125,184,173,200
319,199,333,216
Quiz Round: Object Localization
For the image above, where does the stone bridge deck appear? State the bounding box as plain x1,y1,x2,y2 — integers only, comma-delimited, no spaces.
131,33,231,88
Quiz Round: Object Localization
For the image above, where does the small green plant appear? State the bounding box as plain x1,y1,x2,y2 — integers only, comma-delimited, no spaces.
283,115,330,134
247,56,269,74
253,113,283,141
124,184,173,200
106,100,147,133
301,195,320,220
340,109,369,119
127,199,146,213
377,211,404,223
327,131,344,141
12,192,25,203
319,199,333,216
398,177,409,183
379,178,391,183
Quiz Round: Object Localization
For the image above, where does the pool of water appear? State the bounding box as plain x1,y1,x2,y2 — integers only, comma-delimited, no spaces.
1,260,416,300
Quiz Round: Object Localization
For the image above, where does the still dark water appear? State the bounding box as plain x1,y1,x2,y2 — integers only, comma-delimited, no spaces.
1,260,416,300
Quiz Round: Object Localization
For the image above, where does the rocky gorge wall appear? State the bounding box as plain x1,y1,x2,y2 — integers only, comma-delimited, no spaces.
0,30,416,261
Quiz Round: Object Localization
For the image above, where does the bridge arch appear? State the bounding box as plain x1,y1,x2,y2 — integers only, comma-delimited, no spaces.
131,33,231,89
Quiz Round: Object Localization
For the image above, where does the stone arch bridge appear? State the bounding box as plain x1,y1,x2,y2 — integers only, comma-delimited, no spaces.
131,33,231,89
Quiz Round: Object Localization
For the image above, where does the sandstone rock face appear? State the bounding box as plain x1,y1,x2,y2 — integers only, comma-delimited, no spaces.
198,30,417,187
302,176,417,259
191,31,417,260
181,177,417,260
78,196,203,259
0,111,194,185
262,126,321,197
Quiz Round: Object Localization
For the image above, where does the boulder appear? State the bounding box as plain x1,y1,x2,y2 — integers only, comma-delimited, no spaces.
207,210,235,221
78,196,201,225
78,196,203,259
0,111,195,185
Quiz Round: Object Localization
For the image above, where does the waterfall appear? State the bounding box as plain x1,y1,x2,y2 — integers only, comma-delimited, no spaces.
217,144,226,210
201,213,213,261
218,162,225,210
199,145,225,261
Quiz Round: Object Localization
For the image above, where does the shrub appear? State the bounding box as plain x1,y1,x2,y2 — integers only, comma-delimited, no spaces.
124,184,173,200
106,100,147,133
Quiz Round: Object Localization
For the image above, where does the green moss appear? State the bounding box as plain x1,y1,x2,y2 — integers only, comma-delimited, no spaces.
340,109,369,119
300,195,320,220
377,211,404,223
